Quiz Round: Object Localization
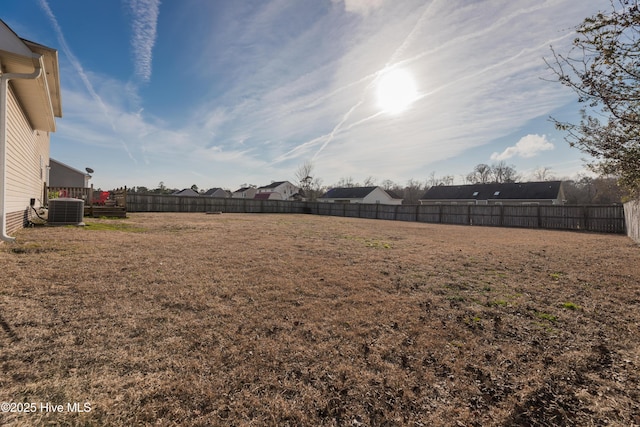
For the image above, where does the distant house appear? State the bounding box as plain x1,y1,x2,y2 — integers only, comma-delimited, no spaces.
232,187,257,199
1,20,62,239
255,181,300,201
202,188,229,198
320,186,403,205
172,188,200,197
49,158,91,188
420,181,565,205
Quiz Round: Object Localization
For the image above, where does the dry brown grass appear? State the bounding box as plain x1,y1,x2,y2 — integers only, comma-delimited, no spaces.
0,213,639,426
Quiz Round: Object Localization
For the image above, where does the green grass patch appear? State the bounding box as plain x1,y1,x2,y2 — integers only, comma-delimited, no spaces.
365,239,392,249
562,302,581,310
83,221,145,233
490,299,508,307
549,272,563,281
535,312,558,323
342,235,392,249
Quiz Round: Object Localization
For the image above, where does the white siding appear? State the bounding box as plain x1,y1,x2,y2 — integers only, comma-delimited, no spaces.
5,85,49,232
362,187,402,205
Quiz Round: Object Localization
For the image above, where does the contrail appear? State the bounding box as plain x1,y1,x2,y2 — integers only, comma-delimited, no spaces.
386,0,437,67
416,33,575,101
312,100,364,160
308,0,438,160
308,1,565,160
39,0,137,163
388,3,554,74
128,0,161,82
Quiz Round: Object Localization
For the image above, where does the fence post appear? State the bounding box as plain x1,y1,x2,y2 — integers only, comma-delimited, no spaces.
583,206,589,231
537,205,541,228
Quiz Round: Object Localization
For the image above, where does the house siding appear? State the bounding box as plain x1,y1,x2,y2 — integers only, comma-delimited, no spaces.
233,188,257,199
322,187,402,205
49,159,87,187
256,182,299,201
421,198,561,206
362,187,402,205
5,85,49,232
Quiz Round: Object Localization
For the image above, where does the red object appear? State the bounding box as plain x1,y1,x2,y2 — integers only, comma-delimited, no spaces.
92,191,110,205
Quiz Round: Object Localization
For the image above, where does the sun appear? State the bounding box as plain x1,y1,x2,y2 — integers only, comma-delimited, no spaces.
376,68,418,114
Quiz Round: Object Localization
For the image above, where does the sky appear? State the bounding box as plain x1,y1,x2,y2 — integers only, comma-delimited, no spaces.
2,0,613,191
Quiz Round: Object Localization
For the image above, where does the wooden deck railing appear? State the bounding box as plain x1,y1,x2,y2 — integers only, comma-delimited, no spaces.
45,184,94,205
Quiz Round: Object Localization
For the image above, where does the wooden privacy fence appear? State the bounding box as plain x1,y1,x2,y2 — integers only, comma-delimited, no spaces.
624,199,640,243
112,187,127,208
126,194,626,234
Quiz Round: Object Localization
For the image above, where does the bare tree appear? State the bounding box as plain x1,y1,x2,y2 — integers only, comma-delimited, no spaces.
427,172,453,187
491,161,519,183
534,166,555,181
363,176,376,187
546,0,640,194
380,179,396,190
466,163,492,184
563,174,624,204
295,161,314,187
294,161,323,201
335,177,357,188
402,178,426,205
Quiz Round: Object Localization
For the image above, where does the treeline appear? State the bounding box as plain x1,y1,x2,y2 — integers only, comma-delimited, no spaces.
322,162,626,205
121,163,627,205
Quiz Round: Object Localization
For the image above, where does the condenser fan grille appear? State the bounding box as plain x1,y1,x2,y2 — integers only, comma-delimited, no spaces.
48,198,85,225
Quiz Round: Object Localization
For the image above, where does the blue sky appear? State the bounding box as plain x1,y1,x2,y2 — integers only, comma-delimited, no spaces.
3,0,611,191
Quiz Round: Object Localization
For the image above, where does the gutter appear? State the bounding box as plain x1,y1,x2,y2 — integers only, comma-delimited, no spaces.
0,54,43,242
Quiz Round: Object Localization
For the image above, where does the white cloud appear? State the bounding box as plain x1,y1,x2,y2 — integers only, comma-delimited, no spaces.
491,134,555,161
128,0,161,82
39,0,137,161
332,0,386,15
46,0,610,189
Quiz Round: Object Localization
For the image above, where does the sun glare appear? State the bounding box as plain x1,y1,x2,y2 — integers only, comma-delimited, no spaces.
376,68,418,114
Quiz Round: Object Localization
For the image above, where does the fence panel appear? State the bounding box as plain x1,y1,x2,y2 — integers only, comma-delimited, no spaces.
586,205,625,233
417,205,441,223
125,195,625,234
112,187,127,208
470,205,501,227
377,205,396,220
624,200,640,243
344,204,360,218
501,205,539,228
396,205,417,222
360,204,378,219
540,205,582,231
316,203,332,216
209,198,228,212
439,205,469,225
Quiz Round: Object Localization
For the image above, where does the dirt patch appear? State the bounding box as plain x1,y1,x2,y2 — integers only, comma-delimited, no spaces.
1,213,639,426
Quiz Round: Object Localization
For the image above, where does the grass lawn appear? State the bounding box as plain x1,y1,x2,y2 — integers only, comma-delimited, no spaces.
1,213,639,426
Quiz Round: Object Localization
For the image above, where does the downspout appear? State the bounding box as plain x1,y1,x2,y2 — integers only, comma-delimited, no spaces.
0,55,43,242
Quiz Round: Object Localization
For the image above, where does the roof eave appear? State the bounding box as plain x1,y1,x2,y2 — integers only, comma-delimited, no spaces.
1,45,61,132
23,40,62,118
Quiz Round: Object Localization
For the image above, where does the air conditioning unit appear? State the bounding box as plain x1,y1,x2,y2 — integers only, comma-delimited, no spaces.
48,198,85,226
